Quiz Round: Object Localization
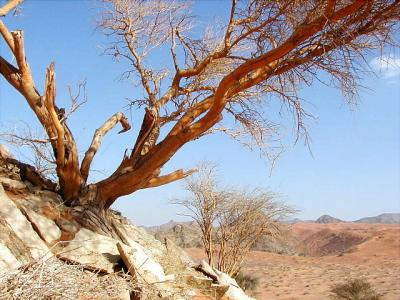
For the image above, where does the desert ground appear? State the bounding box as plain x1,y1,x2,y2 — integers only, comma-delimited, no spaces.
186,223,400,299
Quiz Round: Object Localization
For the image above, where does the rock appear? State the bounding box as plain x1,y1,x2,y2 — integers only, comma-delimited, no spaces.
213,269,255,300
316,214,344,224
196,260,255,300
0,242,21,271
117,242,166,284
0,176,27,190
57,228,120,273
0,218,32,265
0,144,12,159
55,218,80,234
117,290,131,300
197,260,218,282
114,220,165,260
186,275,214,290
21,207,61,245
0,184,51,261
39,203,61,220
164,237,196,267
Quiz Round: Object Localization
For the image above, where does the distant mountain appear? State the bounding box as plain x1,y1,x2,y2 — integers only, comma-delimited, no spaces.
144,213,400,257
316,215,344,224
282,218,304,224
144,220,195,232
145,220,295,255
354,213,400,224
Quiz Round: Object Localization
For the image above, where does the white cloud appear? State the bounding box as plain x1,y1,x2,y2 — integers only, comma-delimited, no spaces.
370,55,400,78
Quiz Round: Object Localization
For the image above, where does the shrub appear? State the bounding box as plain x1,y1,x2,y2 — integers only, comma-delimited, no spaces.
235,272,259,293
330,278,381,300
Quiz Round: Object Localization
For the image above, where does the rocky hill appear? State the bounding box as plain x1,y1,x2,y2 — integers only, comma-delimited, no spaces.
354,213,400,224
0,157,252,300
149,212,400,258
148,221,295,256
315,215,344,224
286,213,400,224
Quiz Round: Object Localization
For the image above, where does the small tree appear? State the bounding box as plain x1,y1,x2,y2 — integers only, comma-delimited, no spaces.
0,0,398,216
174,165,293,276
173,165,223,268
215,189,293,276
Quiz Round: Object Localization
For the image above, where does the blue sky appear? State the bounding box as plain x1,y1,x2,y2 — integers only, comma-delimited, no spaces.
0,1,399,226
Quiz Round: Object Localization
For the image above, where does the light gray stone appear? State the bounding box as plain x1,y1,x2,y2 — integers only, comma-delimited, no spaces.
0,184,51,261
117,242,166,284
114,220,165,260
21,207,61,245
0,177,27,190
214,268,255,300
0,242,21,272
117,290,131,300
0,144,12,159
58,228,120,273
197,260,255,300
55,218,79,233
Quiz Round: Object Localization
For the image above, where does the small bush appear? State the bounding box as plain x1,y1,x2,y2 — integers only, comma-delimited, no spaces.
235,272,259,293
330,278,381,300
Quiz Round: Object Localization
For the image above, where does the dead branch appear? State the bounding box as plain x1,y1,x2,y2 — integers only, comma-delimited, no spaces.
144,168,197,189
81,112,131,183
0,0,23,17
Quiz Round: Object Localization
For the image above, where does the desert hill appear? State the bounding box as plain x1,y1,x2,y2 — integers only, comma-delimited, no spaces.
315,214,344,224
147,212,400,257
354,213,400,224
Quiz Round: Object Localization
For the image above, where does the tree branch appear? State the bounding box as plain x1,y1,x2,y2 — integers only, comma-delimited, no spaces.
81,112,131,183
0,56,21,90
183,0,369,138
143,168,197,189
0,0,23,17
43,63,65,166
0,20,15,51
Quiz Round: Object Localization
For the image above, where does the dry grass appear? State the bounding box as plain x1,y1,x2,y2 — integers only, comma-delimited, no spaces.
0,257,160,300
235,271,260,293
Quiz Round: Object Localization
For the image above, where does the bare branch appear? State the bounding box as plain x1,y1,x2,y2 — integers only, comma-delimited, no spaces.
81,112,131,183
0,0,23,17
0,127,57,179
0,20,15,51
143,168,197,189
43,63,65,166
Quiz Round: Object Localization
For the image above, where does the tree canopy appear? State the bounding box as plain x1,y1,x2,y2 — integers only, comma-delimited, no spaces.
0,0,398,209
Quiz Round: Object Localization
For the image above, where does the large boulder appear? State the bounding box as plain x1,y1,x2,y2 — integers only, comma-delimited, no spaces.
56,228,120,273
0,184,51,262
117,242,166,283
21,206,62,245
196,260,256,300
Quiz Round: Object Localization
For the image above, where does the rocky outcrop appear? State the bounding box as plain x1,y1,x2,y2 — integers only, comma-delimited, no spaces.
0,157,252,300
0,185,51,261
117,242,167,283
354,213,400,224
57,228,121,273
315,215,344,224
